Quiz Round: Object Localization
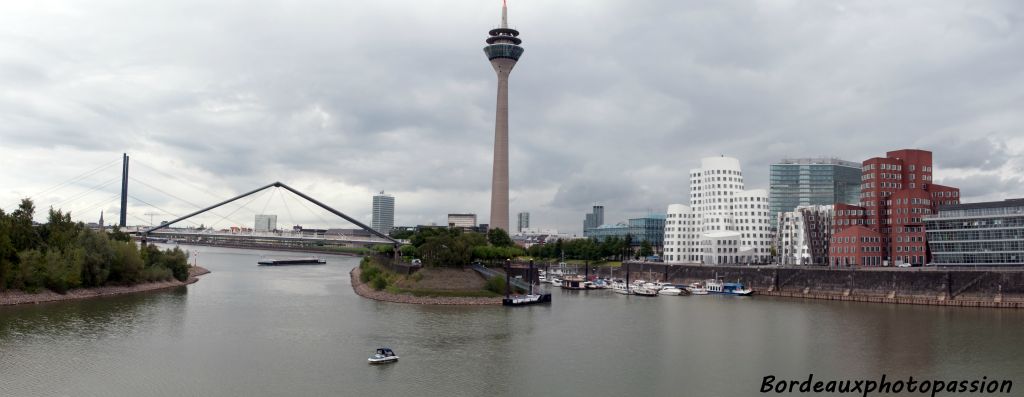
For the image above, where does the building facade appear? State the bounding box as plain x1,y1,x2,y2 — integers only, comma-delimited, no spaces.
371,191,395,235
828,149,960,266
775,205,834,265
517,211,530,232
583,214,666,250
447,213,477,229
925,199,1024,266
582,205,605,232
769,158,860,230
663,156,772,265
254,214,277,232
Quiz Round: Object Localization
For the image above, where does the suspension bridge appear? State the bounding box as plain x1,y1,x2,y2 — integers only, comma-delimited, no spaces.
4,154,400,254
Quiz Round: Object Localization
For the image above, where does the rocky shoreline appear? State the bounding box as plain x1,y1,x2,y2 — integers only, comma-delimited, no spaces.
350,267,501,305
0,266,211,306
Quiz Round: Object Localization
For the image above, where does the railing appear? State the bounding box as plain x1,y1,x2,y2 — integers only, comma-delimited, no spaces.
471,264,531,291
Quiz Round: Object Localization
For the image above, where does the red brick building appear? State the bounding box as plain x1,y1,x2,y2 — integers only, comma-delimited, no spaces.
830,225,884,266
828,149,959,266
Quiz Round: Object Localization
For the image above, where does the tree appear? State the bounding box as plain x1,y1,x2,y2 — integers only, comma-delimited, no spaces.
487,228,515,247
639,240,654,258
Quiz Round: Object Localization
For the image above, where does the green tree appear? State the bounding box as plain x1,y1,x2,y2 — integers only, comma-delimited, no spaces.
487,228,515,247
639,240,654,258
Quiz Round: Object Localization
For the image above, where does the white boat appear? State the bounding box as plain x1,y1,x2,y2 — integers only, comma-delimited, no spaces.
549,277,562,287
368,347,399,364
538,274,547,283
687,282,708,295
633,287,659,297
611,281,632,295
658,286,684,296
705,279,754,296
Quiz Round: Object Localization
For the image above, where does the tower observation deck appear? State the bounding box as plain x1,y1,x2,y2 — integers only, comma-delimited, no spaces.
484,0,523,232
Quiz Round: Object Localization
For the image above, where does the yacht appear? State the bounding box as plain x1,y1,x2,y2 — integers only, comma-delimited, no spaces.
633,286,659,297
687,281,708,295
611,281,632,295
658,286,684,296
705,279,754,296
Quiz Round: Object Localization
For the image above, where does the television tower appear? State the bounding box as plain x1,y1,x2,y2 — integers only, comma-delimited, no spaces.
484,0,524,232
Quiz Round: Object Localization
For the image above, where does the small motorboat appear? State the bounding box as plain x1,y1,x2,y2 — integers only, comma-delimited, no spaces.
688,281,709,295
368,347,399,364
658,286,684,296
633,287,659,297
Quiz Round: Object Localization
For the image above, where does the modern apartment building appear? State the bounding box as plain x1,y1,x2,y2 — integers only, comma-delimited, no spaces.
371,191,395,235
517,211,530,232
663,156,772,264
254,214,277,232
582,205,605,232
925,199,1024,266
769,158,860,230
775,205,834,265
829,149,960,266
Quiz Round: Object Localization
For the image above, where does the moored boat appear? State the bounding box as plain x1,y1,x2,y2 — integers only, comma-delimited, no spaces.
705,279,754,296
687,281,709,295
658,286,684,296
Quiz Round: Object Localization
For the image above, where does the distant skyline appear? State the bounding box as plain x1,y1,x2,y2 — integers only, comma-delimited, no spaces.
1,1,1022,234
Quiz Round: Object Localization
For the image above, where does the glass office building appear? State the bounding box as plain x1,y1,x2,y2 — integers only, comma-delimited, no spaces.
925,199,1024,266
584,214,666,251
769,158,861,230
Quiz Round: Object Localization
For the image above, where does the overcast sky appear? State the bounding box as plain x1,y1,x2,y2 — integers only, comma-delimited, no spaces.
1,0,1022,234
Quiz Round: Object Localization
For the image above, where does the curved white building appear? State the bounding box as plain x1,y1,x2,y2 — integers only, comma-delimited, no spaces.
663,156,771,264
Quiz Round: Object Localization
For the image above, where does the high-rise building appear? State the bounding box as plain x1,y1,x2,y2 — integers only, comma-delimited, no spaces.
255,214,277,232
663,156,772,264
829,149,960,266
517,211,530,232
775,205,834,265
484,0,524,232
371,191,395,235
925,199,1024,266
582,205,605,232
447,213,477,229
769,158,860,230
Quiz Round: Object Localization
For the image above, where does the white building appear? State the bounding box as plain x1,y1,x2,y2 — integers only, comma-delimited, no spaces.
447,213,477,228
254,214,277,232
663,156,772,264
372,191,395,235
776,205,834,265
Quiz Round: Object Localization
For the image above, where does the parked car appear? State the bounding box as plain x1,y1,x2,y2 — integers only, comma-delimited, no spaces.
411,258,422,267
897,262,911,268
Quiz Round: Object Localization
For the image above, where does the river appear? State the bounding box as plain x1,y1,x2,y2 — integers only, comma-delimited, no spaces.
1,245,1022,396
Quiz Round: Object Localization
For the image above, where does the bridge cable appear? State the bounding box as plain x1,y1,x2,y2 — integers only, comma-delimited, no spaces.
127,176,237,222
127,194,201,227
131,160,225,202
51,177,121,209
277,187,296,228
73,192,123,218
4,159,120,209
286,189,335,228
205,188,271,231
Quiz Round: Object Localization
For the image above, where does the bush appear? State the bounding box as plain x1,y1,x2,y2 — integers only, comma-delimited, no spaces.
371,275,388,291
360,266,380,283
485,276,507,295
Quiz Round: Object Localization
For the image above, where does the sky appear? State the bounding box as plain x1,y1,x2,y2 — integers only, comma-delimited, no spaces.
1,0,1022,234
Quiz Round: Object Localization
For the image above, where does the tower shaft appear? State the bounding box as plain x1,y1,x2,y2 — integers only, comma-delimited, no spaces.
484,2,523,232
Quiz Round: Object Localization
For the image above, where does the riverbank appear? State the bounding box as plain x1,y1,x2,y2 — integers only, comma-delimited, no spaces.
350,267,501,305
0,266,211,306
606,263,1024,309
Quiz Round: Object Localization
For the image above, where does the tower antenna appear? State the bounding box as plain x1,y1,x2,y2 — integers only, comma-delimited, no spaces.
501,0,508,28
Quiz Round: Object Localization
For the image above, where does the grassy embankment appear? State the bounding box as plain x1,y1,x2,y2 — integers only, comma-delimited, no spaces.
359,257,521,298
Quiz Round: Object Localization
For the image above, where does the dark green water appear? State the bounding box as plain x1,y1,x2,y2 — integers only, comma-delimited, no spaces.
1,245,1022,396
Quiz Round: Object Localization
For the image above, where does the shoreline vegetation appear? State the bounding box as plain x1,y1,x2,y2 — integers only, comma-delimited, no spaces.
0,265,210,306
0,199,198,303
350,257,502,305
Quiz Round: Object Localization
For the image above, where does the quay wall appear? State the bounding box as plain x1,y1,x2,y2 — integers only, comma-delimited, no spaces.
613,263,1024,308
